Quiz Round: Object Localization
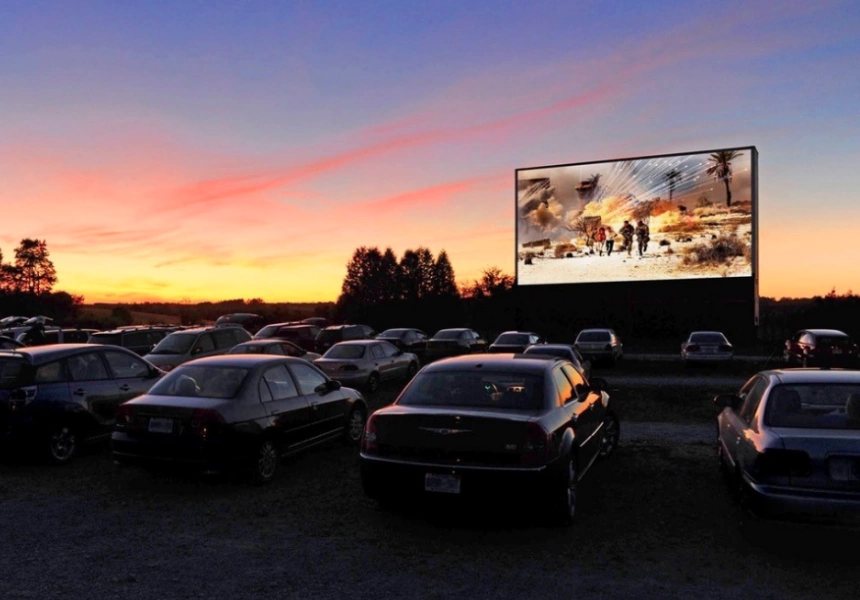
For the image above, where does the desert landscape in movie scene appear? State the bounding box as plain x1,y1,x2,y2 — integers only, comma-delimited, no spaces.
517,149,753,285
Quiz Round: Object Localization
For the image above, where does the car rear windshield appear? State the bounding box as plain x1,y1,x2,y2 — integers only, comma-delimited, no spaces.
323,345,365,359
525,346,569,359
397,371,544,410
765,384,860,429
495,333,529,345
577,331,610,342
690,333,727,344
149,366,250,399
254,325,281,338
149,333,196,355
318,330,344,342
379,329,407,337
432,330,462,340
0,357,30,389
88,333,122,345
817,336,851,346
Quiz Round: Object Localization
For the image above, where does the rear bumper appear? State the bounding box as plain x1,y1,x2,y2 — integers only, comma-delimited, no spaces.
111,432,241,470
744,475,860,524
682,353,733,362
360,453,557,500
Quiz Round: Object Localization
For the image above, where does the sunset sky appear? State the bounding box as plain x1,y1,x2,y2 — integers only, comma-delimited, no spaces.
1,0,858,303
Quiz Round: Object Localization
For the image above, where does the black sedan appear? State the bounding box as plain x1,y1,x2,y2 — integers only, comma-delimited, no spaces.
360,354,619,525
426,328,487,361
376,328,429,362
523,343,592,379
488,331,545,354
716,369,860,524
112,355,367,483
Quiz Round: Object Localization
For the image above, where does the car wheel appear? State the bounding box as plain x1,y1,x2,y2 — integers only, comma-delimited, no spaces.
551,456,577,526
248,439,279,485
366,372,380,393
344,406,367,445
405,362,418,380
599,411,620,459
45,423,78,465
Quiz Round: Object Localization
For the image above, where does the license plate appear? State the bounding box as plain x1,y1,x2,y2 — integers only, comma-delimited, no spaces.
425,472,461,494
828,457,859,482
148,417,174,434
703,347,715,353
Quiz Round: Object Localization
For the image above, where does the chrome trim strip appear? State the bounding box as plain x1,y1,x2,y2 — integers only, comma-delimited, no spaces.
359,453,547,472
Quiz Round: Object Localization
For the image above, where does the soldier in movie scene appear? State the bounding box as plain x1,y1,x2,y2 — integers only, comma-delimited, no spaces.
635,220,650,257
620,220,635,256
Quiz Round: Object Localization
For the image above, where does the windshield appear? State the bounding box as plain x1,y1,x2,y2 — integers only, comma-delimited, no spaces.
254,325,281,339
149,365,249,399
0,358,29,389
229,344,269,354
432,330,463,340
318,329,343,342
577,331,610,342
149,333,196,355
88,333,122,345
765,384,860,429
689,333,727,344
379,329,407,337
398,371,544,410
495,333,529,345
323,345,366,359
526,346,570,359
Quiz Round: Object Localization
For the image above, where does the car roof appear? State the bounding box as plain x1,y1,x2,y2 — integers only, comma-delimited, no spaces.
0,344,121,365
762,369,860,384
496,331,538,336
433,328,471,334
526,343,574,350
578,328,613,333
800,329,849,337
234,339,294,347
420,353,561,375
173,354,306,368
330,340,388,347
689,331,727,337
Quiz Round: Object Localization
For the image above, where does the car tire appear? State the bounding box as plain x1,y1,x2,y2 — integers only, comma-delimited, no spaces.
343,406,367,445
366,372,380,393
599,410,620,459
405,362,418,380
44,423,78,465
248,439,279,485
551,455,577,526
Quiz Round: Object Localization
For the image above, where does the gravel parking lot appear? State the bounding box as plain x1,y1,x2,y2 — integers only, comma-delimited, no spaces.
1,365,857,600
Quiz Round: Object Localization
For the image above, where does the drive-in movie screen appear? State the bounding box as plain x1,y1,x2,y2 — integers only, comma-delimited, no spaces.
516,147,756,286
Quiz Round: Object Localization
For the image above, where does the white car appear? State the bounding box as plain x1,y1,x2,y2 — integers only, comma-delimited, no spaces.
681,331,733,363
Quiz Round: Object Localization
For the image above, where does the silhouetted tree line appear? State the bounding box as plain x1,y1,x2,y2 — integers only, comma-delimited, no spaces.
0,239,82,324
758,288,860,344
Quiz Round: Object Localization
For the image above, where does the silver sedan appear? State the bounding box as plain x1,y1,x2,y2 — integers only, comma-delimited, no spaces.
314,340,419,393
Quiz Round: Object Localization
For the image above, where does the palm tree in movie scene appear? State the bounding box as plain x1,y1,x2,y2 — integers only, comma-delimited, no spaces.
706,150,743,207
663,168,682,202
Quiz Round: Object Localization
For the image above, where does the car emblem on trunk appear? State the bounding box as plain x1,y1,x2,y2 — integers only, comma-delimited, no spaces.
419,427,471,435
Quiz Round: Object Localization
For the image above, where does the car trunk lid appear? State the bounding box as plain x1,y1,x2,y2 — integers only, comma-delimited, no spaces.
774,427,860,491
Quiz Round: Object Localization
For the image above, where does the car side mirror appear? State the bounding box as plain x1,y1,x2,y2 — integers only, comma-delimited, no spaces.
589,377,608,392
395,349,403,356
317,380,341,394
192,346,203,355
714,393,742,409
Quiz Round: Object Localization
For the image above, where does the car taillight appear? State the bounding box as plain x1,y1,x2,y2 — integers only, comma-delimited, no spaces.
189,409,225,438
361,413,378,454
754,449,811,478
686,344,700,352
521,422,552,467
340,364,359,372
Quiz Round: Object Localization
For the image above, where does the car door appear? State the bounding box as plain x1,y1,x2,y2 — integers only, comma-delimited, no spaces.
377,342,403,380
287,361,346,438
101,348,159,404
720,376,768,473
559,364,603,467
259,364,314,451
66,351,123,434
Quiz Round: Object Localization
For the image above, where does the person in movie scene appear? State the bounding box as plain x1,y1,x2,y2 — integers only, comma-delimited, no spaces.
621,220,635,256
604,226,617,256
596,227,606,256
635,220,650,257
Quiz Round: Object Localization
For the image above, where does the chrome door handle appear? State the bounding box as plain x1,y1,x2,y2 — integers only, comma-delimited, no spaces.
119,384,131,392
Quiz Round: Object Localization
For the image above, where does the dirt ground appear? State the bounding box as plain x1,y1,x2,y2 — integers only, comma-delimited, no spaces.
1,364,857,600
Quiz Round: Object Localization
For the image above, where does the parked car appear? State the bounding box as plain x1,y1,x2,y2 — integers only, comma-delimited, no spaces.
215,313,266,334
376,328,429,362
574,328,623,365
426,328,487,360
488,331,545,354
17,327,98,346
0,344,164,463
254,323,321,352
88,326,179,356
359,353,618,525
111,355,367,483
227,339,321,363
314,340,419,393
681,331,734,363
314,324,376,354
302,317,330,328
715,369,860,524
143,325,251,372
784,329,859,368
523,343,592,379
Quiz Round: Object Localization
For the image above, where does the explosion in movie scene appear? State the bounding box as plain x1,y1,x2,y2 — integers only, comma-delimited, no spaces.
516,148,754,285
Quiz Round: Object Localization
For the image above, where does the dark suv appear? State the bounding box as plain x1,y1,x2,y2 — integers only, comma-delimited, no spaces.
784,329,859,368
143,325,251,372
0,344,164,463
254,323,321,352
315,324,376,354
88,326,179,355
